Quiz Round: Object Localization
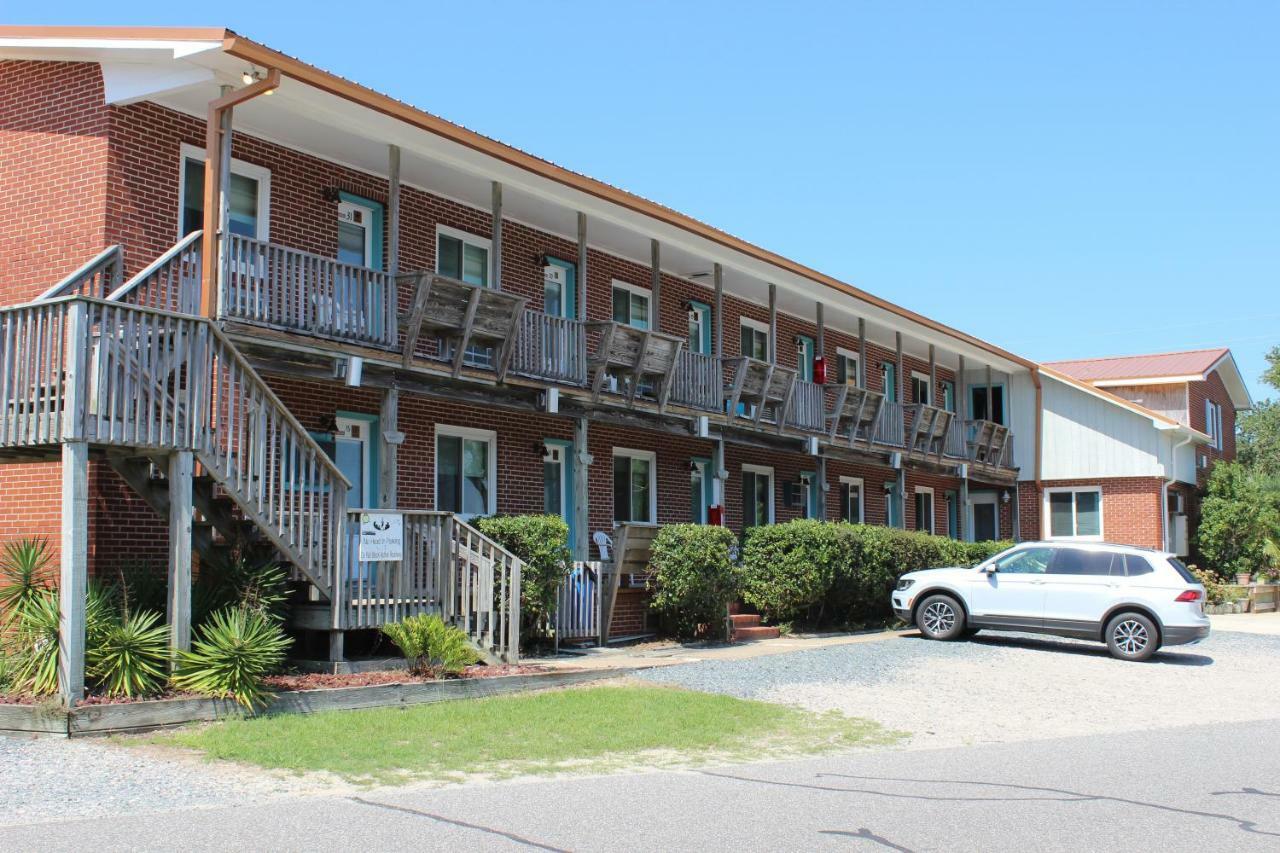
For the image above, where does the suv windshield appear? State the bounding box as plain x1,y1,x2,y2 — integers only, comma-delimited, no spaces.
1167,557,1199,584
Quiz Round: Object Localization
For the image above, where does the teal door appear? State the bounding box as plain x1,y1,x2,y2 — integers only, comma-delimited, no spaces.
543,258,576,318
543,440,576,551
690,457,715,523
797,335,815,382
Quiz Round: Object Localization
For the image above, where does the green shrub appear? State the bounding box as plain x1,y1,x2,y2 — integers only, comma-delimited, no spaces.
0,537,52,626
473,515,572,637
172,608,292,710
1189,565,1228,605
647,524,740,638
87,609,170,698
6,589,60,695
192,554,290,627
382,613,479,677
740,520,847,624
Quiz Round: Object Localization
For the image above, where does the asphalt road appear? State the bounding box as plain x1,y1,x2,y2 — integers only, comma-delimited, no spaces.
3,719,1277,852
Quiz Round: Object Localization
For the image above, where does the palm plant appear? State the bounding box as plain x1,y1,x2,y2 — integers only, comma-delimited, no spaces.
86,609,170,697
7,589,60,695
0,537,52,625
171,607,291,710
382,613,478,678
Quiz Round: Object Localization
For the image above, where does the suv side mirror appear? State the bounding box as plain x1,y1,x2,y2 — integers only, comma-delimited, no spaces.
981,564,998,574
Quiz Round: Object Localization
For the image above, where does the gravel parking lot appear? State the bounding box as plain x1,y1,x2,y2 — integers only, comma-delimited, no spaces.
639,628,1280,749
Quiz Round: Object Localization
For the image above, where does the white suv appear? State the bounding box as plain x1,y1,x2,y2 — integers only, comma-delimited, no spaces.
891,541,1210,661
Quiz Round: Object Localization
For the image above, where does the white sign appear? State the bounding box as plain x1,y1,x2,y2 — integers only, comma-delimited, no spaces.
358,512,403,562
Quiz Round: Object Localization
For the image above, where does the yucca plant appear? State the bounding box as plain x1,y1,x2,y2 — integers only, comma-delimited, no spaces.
0,537,52,625
86,609,170,698
171,607,291,710
192,554,290,627
7,589,60,695
382,613,478,678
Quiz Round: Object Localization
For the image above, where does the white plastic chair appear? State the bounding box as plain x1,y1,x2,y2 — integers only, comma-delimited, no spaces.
592,530,613,562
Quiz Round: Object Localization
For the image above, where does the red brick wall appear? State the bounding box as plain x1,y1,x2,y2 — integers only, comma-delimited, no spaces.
1187,369,1237,485
0,61,110,304
1017,477,1165,549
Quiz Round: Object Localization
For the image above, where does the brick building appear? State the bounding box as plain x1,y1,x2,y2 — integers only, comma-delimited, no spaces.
0,27,1244,699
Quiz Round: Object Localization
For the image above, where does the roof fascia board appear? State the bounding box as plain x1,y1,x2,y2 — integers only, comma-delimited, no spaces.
1091,375,1202,387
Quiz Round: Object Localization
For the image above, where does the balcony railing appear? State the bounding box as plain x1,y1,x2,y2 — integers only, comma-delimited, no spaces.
785,378,827,433
221,233,396,349
669,350,721,411
874,400,906,447
945,415,967,458
510,310,587,385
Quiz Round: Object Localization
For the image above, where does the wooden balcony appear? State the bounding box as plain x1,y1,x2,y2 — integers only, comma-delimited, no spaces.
208,238,1015,471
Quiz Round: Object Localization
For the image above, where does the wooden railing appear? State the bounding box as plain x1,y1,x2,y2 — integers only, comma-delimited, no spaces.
786,378,827,432
108,231,203,313
510,310,587,385
945,415,967,458
874,400,906,447
338,510,522,663
221,233,396,349
35,245,123,302
669,349,721,411
556,561,602,646
0,300,78,447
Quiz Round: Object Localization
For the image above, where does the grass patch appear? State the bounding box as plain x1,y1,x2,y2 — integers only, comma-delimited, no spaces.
153,683,902,785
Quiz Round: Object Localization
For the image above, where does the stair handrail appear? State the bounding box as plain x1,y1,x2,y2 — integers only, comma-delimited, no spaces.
106,230,203,312
35,245,123,302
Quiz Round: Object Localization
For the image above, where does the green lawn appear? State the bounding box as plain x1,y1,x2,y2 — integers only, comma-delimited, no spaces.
154,684,902,785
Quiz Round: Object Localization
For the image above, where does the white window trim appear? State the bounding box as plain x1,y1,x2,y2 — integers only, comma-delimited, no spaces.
611,279,652,328
836,347,861,384
434,425,498,519
740,317,770,334
839,476,865,523
1043,486,1104,541
435,224,494,284
1205,399,1223,450
911,371,932,405
687,303,711,353
742,463,775,525
178,142,271,240
914,486,935,533
612,447,658,523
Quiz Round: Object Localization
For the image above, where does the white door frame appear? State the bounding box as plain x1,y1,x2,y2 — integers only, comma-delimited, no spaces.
968,491,999,542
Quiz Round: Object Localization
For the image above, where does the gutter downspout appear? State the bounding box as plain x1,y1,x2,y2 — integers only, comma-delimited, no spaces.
199,68,281,319
1163,430,1194,553
1029,366,1044,540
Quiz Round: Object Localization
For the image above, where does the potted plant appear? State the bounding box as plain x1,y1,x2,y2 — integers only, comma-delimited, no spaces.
1235,571,1252,586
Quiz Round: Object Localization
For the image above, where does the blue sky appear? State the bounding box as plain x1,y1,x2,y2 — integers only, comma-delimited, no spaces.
17,2,1279,400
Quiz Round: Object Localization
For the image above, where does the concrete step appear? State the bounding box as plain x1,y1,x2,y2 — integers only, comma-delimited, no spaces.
729,613,762,628
731,625,780,641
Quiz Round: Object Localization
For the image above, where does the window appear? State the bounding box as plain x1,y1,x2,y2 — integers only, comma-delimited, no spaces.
911,372,931,406
612,281,650,330
884,481,901,528
178,143,270,239
840,477,864,523
1048,548,1119,576
436,225,491,287
1205,399,1223,450
941,380,956,413
1124,554,1155,576
742,465,774,528
995,547,1053,574
836,349,860,386
740,319,769,361
1167,557,1198,583
1046,488,1103,539
914,487,934,534
881,362,898,403
687,302,712,354
613,449,656,523
435,426,496,519
970,384,1005,424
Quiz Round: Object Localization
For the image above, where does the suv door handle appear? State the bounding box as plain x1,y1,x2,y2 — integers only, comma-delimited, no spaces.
1031,579,1045,585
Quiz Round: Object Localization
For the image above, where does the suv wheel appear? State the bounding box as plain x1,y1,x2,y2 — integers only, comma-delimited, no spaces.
916,594,965,641
1105,612,1158,661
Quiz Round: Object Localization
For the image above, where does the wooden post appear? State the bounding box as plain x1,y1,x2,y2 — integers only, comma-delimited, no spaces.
491,181,503,291
59,441,89,706
768,283,778,364
387,145,401,339
167,451,193,653
577,213,588,322
895,332,904,403
815,301,825,360
858,317,867,388
986,365,994,422
960,476,971,542
818,456,829,520
650,239,661,331
928,345,936,403
712,437,726,510
713,263,725,410
379,386,400,507
896,466,907,530
573,418,591,561
958,354,967,419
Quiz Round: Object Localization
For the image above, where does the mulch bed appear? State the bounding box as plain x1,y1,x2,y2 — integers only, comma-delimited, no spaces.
264,663,549,691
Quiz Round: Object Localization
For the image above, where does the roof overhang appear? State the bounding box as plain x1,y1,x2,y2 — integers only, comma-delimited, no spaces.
0,25,1032,375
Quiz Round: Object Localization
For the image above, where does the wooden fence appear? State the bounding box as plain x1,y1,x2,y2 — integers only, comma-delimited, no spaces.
555,561,602,646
